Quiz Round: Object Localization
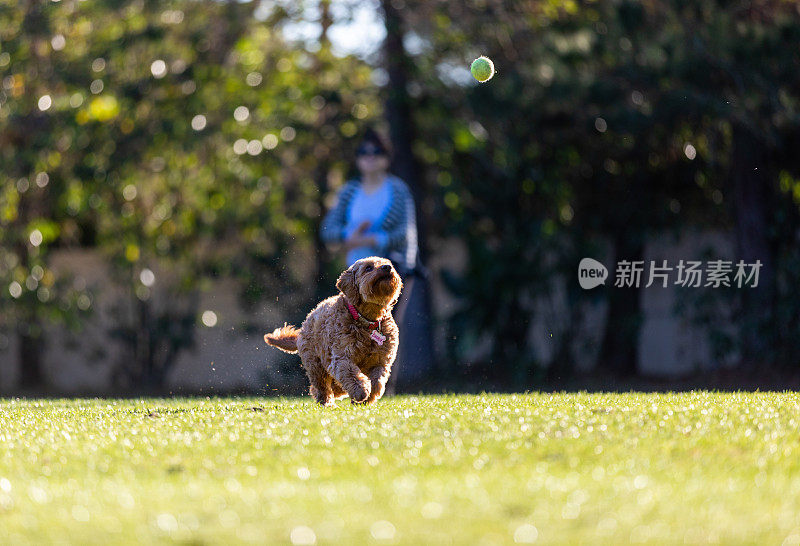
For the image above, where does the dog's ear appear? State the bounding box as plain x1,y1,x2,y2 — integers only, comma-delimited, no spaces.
336,266,361,304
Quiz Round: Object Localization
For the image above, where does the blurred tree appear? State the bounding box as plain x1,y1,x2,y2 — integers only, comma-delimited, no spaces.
0,0,97,389
392,0,800,383
0,0,381,391
661,1,800,368
379,0,435,389
3,0,799,393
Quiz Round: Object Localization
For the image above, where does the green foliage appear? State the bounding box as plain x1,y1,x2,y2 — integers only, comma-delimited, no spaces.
2,393,800,543
400,0,800,377
3,0,800,388
0,0,382,386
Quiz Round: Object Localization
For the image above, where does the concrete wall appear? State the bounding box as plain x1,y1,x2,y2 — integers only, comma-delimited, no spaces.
0,249,299,395
637,231,733,376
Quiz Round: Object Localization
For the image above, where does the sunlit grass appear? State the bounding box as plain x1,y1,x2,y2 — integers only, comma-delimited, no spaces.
1,392,799,544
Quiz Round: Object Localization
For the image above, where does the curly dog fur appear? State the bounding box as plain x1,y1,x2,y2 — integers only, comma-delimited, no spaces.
264,257,402,406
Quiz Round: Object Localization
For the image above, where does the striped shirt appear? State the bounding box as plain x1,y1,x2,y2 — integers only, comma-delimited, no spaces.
320,175,418,271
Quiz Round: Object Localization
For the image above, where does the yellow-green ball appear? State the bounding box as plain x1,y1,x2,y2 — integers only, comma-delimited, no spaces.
470,56,495,83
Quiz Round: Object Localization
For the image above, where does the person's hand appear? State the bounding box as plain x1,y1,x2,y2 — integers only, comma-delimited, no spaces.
344,221,376,251
355,221,370,235
345,234,377,251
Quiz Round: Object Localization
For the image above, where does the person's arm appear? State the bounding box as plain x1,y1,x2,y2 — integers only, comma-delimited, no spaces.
320,182,357,246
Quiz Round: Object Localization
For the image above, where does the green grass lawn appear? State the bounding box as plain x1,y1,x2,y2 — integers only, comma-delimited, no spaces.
2,392,800,544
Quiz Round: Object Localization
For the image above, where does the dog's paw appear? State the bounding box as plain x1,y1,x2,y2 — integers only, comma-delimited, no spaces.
351,393,372,406
349,382,371,404
366,381,385,404
310,386,335,407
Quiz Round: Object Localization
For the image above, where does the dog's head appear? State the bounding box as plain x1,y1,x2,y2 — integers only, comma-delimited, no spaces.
336,257,402,309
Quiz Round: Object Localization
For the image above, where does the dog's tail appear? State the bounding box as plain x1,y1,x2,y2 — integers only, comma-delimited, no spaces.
264,323,300,354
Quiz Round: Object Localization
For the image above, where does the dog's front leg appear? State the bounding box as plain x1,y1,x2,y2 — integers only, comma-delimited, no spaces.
365,366,390,405
328,354,371,403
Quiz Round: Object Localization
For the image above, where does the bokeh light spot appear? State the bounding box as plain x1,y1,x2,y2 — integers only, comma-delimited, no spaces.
191,115,207,131
151,60,167,78
201,310,218,327
247,140,263,155
290,526,316,545
352,103,369,119
51,34,66,51
8,282,22,299
595,117,608,133
234,106,250,122
233,139,248,155
122,184,137,201
29,230,43,247
514,523,539,543
140,268,155,287
370,520,396,541
280,126,296,141
38,95,52,111
262,134,278,150
77,294,92,310
421,502,443,519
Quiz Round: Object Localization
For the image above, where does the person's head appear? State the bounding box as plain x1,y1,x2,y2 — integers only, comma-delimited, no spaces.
355,128,391,178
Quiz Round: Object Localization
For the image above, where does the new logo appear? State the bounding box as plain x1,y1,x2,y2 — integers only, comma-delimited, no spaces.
578,258,608,289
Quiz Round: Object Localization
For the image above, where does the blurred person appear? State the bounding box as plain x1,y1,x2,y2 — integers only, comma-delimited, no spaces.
320,128,421,354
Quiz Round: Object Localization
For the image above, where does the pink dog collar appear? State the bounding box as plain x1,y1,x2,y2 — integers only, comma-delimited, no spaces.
344,299,383,331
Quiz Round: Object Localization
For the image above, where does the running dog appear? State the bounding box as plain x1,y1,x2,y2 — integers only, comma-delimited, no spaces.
264,256,402,406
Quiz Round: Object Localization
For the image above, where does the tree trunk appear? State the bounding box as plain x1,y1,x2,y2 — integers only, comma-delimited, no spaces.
19,327,44,390
15,233,46,390
14,1,49,392
380,0,435,391
311,1,335,301
380,0,426,258
730,123,776,367
598,233,644,376
388,275,437,391
137,297,155,387
545,293,585,383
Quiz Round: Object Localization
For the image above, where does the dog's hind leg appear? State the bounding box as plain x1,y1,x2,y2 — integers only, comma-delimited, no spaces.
301,352,334,406
327,354,371,403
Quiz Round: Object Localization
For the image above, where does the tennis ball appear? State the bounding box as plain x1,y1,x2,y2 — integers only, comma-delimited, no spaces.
470,56,495,83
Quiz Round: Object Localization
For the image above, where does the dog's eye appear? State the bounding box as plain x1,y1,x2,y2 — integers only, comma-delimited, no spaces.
364,265,374,272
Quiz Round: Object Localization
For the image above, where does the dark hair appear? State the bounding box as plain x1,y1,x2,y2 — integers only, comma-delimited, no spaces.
357,127,392,158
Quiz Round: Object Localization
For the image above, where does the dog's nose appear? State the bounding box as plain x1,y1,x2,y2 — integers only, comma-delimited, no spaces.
380,264,392,273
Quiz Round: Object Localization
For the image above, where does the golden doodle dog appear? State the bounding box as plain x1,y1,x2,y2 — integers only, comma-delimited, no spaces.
264,256,402,406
